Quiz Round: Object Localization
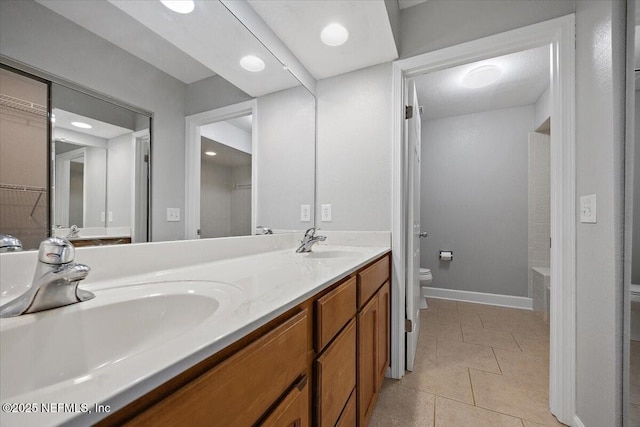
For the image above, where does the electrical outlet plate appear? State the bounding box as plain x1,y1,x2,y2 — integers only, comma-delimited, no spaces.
300,204,311,222
321,204,332,222
580,194,596,223
167,208,181,222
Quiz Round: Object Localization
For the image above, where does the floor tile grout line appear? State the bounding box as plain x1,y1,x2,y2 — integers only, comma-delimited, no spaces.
467,367,476,406
492,346,504,375
433,391,437,427
511,331,524,352
439,394,541,425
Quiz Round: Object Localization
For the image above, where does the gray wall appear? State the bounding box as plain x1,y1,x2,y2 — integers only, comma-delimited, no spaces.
316,62,393,231
185,74,252,117
420,106,532,297
575,1,626,425
0,0,186,241
256,85,316,230
399,0,576,59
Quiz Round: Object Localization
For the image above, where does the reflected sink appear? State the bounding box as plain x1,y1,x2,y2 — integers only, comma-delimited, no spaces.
0,280,242,400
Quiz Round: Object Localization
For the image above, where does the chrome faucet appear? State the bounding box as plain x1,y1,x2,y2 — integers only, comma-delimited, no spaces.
257,226,273,235
0,237,93,318
295,227,326,253
0,234,23,253
67,225,79,238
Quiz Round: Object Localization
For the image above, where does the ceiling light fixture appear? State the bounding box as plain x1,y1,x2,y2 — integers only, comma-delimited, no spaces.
320,23,349,46
205,151,217,156
160,0,195,14
240,55,265,72
461,65,502,89
71,121,92,129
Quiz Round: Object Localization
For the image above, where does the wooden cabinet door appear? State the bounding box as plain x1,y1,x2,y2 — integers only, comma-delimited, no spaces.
357,295,378,427
376,281,390,388
260,376,309,427
127,310,308,427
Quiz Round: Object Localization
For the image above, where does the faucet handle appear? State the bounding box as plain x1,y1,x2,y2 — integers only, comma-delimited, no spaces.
38,237,75,265
0,234,23,253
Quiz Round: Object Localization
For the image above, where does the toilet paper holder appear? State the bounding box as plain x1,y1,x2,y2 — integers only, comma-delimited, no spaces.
439,250,453,261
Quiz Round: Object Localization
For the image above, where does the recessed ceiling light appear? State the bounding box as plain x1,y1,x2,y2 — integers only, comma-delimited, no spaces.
205,151,217,156
160,0,195,14
71,121,92,129
321,23,349,46
240,55,266,72
461,65,502,89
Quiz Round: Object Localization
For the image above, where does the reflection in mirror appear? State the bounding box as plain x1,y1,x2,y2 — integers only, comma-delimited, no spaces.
200,114,252,238
50,84,151,246
0,66,49,250
1,0,316,245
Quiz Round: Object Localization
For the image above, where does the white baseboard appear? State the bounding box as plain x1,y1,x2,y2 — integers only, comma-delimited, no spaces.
573,415,585,427
423,287,533,310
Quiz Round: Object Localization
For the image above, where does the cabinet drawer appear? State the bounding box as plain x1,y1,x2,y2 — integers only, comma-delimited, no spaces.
315,276,356,352
315,319,356,427
259,376,310,427
358,254,390,307
335,389,356,427
127,310,309,427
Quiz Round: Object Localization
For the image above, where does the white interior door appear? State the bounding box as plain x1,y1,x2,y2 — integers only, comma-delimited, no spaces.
406,81,422,371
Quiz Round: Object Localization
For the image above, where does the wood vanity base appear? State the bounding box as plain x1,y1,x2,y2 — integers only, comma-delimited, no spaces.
97,252,391,427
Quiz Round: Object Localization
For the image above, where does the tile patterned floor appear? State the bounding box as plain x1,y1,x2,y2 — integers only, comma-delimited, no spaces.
370,298,566,427
631,340,640,426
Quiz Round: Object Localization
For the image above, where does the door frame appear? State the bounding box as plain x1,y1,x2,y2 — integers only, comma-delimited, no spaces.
390,15,576,424
185,100,257,240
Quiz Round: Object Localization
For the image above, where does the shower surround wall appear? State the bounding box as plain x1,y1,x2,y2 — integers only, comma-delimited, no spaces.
420,105,532,298
527,132,551,299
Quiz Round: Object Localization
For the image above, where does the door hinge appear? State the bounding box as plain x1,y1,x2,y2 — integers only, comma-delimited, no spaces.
405,318,413,332
144,154,149,163
405,105,413,120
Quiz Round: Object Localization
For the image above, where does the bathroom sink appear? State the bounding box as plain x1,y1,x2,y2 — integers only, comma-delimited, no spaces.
301,248,362,260
0,280,242,400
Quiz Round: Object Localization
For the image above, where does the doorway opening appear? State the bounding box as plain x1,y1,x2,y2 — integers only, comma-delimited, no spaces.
185,100,257,240
391,15,576,425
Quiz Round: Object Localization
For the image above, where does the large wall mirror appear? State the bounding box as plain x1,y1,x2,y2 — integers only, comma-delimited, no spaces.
0,0,316,248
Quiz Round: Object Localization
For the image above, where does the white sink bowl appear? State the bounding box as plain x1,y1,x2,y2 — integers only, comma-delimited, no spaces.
303,250,361,259
0,280,242,400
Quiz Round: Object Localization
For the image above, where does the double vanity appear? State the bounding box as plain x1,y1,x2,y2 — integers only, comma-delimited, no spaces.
0,231,391,426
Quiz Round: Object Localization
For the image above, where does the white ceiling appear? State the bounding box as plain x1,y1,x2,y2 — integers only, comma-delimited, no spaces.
226,115,253,133
35,0,402,92
35,0,214,84
53,109,132,139
413,45,550,121
36,0,300,96
247,0,398,80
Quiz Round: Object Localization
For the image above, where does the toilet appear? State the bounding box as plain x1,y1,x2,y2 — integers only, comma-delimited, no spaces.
419,268,433,309
631,284,640,341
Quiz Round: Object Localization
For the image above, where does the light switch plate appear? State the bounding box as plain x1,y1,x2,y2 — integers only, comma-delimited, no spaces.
321,204,332,222
580,194,596,223
167,208,181,222
300,204,311,222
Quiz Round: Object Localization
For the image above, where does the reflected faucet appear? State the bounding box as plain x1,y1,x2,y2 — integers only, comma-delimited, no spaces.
0,234,23,253
257,226,273,235
68,225,79,238
0,237,93,318
295,228,326,253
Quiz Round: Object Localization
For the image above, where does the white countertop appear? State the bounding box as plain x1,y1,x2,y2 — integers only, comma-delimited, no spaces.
0,233,390,427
